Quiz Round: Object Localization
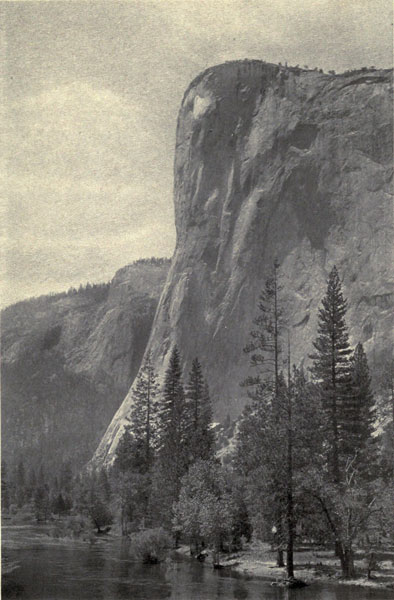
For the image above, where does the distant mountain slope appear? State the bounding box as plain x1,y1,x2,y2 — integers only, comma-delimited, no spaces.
92,61,393,467
1,258,170,475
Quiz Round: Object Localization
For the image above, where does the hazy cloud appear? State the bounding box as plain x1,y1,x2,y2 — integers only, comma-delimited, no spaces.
2,0,392,306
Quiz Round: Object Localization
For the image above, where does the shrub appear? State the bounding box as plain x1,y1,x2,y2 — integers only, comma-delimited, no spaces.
130,528,172,564
50,515,90,540
89,501,113,533
10,506,35,524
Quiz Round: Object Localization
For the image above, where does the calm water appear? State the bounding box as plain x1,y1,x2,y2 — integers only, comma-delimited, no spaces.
2,525,393,600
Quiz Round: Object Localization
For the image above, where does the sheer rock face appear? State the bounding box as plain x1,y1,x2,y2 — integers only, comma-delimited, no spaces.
1,260,169,471
2,261,169,393
93,60,393,467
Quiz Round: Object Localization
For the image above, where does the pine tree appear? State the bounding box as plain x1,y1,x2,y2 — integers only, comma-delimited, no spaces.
27,468,37,500
243,259,284,404
344,343,377,477
59,461,73,495
52,492,67,515
129,351,159,470
310,265,352,482
241,260,286,567
34,484,50,522
185,358,214,463
113,426,150,534
151,346,188,530
113,427,135,474
377,358,394,480
157,346,188,463
15,459,26,508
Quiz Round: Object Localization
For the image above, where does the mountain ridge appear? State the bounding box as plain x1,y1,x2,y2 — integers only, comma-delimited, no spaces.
1,258,170,474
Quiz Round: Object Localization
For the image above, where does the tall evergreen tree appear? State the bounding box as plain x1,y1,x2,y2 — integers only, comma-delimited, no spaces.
129,351,160,470
377,358,394,480
243,259,284,403
345,343,377,477
157,346,188,459
151,346,188,529
241,260,286,567
113,427,135,474
310,265,352,482
185,358,214,463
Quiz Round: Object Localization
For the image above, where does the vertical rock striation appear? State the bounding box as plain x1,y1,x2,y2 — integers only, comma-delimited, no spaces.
93,60,393,467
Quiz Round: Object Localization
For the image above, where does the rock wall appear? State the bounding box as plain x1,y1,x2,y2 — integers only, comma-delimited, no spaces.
1,259,169,472
93,60,393,467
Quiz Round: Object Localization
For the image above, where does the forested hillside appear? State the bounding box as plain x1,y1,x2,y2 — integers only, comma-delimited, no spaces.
1,258,170,481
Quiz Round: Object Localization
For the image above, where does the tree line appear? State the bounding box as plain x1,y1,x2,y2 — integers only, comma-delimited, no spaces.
2,264,393,578
234,263,393,579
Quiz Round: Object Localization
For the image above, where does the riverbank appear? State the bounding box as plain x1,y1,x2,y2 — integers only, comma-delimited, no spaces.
5,517,394,593
177,541,394,591
3,524,394,599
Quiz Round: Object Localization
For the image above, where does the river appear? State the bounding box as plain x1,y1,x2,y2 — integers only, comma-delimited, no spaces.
2,525,393,599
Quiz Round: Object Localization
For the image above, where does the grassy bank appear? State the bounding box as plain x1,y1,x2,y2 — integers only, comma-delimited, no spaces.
178,541,394,590
224,542,394,590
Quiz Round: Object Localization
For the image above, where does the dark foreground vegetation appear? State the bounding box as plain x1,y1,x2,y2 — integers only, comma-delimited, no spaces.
2,265,393,590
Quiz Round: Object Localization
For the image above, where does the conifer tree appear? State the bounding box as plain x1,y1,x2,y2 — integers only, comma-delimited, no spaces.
310,265,352,482
377,358,394,480
34,484,50,522
129,351,159,469
52,492,67,515
112,425,151,533
345,343,377,477
185,358,214,463
242,260,286,567
15,459,26,508
157,346,188,462
113,427,135,474
59,461,73,495
27,468,37,501
151,346,188,529
243,259,284,403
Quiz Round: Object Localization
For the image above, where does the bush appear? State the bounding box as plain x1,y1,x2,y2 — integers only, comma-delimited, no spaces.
130,528,172,564
50,515,90,540
89,501,113,533
10,506,35,524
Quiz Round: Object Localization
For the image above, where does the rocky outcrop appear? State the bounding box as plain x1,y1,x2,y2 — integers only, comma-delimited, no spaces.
1,259,169,473
93,60,393,467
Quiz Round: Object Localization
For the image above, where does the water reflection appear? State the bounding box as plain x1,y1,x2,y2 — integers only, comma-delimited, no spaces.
2,526,393,600
233,579,249,599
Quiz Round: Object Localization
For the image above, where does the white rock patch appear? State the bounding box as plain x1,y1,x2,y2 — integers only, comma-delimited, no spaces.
193,94,214,118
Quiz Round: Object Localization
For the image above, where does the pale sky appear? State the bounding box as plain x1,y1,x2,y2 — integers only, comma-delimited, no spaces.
2,0,393,307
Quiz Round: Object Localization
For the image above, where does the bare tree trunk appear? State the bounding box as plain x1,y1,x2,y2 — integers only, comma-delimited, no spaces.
121,504,127,536
273,262,285,570
286,416,294,576
277,547,285,568
338,542,355,578
286,335,295,579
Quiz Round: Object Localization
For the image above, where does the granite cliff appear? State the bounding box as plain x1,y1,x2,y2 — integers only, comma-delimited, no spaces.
1,259,169,473
93,60,393,467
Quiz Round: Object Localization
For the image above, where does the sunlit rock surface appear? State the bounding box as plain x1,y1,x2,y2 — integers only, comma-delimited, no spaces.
93,60,393,466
